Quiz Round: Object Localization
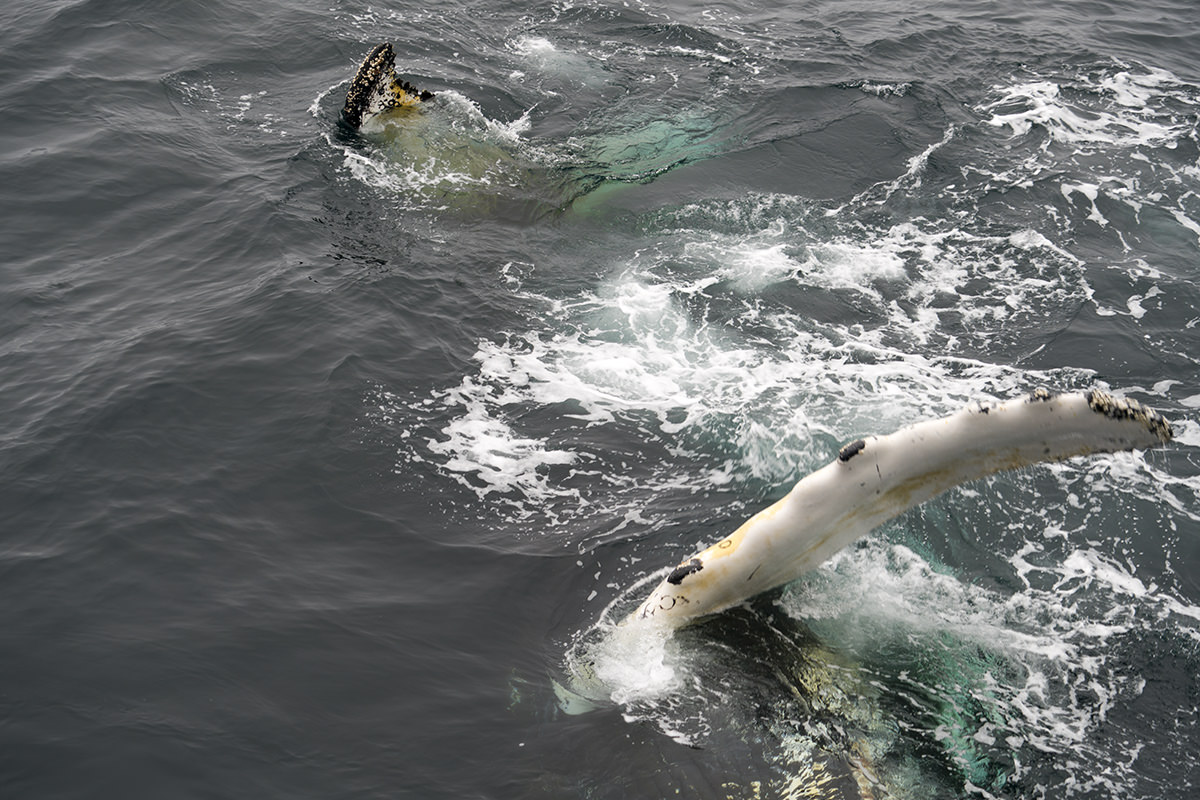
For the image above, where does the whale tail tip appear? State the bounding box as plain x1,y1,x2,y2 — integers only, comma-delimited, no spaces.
341,42,435,129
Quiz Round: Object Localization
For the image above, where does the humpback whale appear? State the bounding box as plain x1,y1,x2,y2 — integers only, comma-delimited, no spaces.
339,42,595,220
337,52,1176,629
338,46,1175,636
339,46,1180,794
339,44,1181,798
631,389,1172,628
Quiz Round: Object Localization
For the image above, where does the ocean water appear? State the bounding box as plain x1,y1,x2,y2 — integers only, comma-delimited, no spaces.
2,0,1199,798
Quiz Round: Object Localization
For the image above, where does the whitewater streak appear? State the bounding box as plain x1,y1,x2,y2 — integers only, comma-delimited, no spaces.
632,389,1173,627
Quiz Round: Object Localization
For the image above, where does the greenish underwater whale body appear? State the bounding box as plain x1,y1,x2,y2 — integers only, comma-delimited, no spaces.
339,42,728,219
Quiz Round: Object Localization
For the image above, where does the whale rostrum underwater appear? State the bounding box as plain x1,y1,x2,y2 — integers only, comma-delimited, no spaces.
339,51,1174,627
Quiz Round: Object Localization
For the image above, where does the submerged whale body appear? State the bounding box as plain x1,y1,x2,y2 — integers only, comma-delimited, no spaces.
338,43,731,220
339,42,599,220
631,389,1173,628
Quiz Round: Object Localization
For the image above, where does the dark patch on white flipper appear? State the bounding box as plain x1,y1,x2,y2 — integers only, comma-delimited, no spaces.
838,439,867,462
341,42,435,129
1086,388,1173,443
666,558,704,585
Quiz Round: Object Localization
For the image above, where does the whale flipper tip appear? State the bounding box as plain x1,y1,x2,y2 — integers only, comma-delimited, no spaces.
1086,389,1174,444
341,42,435,129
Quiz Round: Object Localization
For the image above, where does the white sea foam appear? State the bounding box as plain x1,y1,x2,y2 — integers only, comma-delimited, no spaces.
973,62,1200,259
980,74,1189,148
512,35,557,57
853,80,912,97
509,35,608,88
374,188,1111,522
395,281,1043,513
426,383,579,500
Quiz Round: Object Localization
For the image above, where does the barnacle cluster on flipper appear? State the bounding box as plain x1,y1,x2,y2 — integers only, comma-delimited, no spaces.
341,42,435,128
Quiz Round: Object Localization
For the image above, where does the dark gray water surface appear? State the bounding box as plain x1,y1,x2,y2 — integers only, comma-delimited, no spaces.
3,1,1200,798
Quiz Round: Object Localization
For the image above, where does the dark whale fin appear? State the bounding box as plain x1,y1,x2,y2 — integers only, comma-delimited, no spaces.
341,42,435,128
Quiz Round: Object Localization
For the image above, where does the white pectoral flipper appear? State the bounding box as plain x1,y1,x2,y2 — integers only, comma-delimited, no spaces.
633,389,1174,628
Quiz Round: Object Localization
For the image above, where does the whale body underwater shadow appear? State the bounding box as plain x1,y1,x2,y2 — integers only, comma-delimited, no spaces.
339,42,728,222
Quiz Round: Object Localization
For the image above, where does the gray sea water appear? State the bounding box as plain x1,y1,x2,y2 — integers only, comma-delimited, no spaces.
3,1,1200,798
